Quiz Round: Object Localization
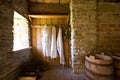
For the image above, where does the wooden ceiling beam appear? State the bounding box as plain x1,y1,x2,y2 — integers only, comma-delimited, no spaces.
29,15,69,18
28,3,70,15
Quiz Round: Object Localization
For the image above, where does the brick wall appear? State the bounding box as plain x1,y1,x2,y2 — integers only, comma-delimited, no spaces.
0,1,31,80
70,0,97,73
97,2,120,53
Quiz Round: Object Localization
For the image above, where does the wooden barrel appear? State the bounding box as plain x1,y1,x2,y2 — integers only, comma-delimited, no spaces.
85,54,114,80
111,53,120,80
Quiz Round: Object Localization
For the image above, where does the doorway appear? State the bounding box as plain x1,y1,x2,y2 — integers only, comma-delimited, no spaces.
30,15,71,67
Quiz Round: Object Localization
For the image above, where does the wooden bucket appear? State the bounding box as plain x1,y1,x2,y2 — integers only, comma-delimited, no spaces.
85,54,114,80
111,53,120,80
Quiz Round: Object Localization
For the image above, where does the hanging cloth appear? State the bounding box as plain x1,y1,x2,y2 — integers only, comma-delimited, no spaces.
50,26,57,58
42,25,51,57
57,27,65,65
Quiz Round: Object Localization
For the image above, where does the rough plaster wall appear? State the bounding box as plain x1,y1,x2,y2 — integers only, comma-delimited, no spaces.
70,0,97,73
97,2,120,53
0,1,31,80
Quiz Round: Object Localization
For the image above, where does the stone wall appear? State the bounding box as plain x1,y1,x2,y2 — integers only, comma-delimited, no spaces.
97,2,120,53
70,0,97,73
0,1,31,80
70,0,120,74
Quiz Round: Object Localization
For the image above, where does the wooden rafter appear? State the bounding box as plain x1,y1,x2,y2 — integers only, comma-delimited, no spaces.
28,3,70,15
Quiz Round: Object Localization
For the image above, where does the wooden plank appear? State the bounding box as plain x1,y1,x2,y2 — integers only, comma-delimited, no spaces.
45,0,59,3
37,0,45,3
29,0,59,3
28,0,70,3
46,18,51,25
32,28,38,61
28,0,36,2
40,68,86,80
64,39,70,67
52,18,58,25
29,0,59,4
60,0,70,4
51,0,59,3
29,15,69,18
30,15,69,25
32,18,47,25
28,3,69,14
40,18,47,24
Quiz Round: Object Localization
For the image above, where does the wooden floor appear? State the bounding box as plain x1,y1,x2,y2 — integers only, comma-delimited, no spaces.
38,67,86,80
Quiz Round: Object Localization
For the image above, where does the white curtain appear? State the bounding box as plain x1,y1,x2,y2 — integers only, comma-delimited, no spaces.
57,27,65,65
42,25,51,57
50,26,58,58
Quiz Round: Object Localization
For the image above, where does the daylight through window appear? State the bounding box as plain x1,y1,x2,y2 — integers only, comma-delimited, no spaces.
13,11,30,51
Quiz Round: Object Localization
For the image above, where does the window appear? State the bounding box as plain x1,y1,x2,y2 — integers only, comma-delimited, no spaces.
13,11,30,51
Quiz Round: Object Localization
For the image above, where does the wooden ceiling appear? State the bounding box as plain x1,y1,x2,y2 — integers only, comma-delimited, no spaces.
28,0,70,4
